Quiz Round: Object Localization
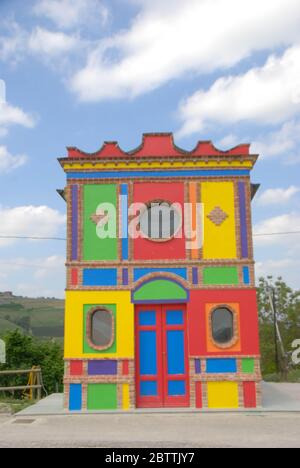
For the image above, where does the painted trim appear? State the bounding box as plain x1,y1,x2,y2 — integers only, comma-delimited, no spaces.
71,185,78,261
63,161,254,170
67,169,251,180
131,276,190,304
238,182,249,258
121,184,129,260
86,306,115,351
208,304,240,350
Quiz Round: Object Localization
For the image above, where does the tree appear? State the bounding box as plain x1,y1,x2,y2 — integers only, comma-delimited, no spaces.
257,276,300,377
0,330,64,395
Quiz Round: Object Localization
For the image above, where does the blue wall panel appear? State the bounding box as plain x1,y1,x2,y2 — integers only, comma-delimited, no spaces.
82,268,118,286
243,266,250,285
69,384,82,411
133,268,187,282
206,359,237,374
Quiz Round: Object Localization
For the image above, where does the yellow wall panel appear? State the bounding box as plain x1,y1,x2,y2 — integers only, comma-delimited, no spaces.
64,290,134,359
122,384,130,410
207,382,239,409
202,182,237,259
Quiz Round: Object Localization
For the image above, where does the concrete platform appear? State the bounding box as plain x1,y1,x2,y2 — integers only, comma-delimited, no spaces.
17,382,300,416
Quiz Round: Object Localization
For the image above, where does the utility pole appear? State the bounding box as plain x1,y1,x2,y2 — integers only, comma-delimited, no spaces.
269,287,280,374
268,286,288,379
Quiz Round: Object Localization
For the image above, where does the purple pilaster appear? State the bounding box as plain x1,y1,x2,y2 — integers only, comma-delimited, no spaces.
122,268,129,286
195,359,201,374
192,267,198,285
88,360,117,376
238,182,249,259
71,185,78,261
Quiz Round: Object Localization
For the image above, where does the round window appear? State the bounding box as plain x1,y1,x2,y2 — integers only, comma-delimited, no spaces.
211,307,234,345
90,308,114,349
139,201,182,241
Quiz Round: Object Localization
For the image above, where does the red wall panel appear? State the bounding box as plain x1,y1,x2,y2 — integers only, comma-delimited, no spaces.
195,382,203,409
70,360,83,376
187,289,260,356
133,182,186,260
243,382,257,408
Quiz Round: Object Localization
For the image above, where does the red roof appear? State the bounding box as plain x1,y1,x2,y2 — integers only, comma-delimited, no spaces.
67,133,251,159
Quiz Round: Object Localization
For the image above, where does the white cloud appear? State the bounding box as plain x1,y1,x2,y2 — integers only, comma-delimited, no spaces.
0,101,35,129
0,21,81,63
252,120,300,162
178,45,300,136
0,80,5,103
33,0,109,30
70,0,300,102
0,205,66,247
0,21,27,63
0,255,65,298
0,146,27,173
255,258,300,288
254,213,300,246
257,186,300,206
28,27,79,56
0,80,36,136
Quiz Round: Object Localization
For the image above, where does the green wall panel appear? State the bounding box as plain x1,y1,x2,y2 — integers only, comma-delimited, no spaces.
83,184,118,261
87,383,117,410
203,267,239,285
242,358,255,374
134,280,187,301
83,304,117,354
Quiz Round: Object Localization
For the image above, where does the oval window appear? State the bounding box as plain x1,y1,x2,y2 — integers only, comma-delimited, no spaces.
90,308,114,349
139,201,182,241
212,307,234,345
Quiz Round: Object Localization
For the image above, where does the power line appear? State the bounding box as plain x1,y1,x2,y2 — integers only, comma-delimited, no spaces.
0,235,66,241
253,231,300,237
0,232,299,241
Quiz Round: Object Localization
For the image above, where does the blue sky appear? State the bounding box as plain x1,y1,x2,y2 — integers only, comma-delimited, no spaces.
0,0,300,298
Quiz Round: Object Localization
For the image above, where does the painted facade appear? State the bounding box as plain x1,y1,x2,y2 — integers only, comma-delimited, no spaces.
59,133,261,411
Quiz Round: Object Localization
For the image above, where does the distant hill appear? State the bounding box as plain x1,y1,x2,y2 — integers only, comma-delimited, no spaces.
0,293,64,341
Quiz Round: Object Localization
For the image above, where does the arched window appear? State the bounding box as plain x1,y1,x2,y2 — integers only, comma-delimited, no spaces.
88,308,114,350
211,307,234,345
139,201,182,241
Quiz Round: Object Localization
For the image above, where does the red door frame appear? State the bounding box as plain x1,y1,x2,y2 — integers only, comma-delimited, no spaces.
135,304,190,408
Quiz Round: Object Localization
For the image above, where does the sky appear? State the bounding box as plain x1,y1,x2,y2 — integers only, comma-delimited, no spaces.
0,0,300,298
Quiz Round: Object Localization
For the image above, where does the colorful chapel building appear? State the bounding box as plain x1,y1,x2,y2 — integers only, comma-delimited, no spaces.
59,133,261,411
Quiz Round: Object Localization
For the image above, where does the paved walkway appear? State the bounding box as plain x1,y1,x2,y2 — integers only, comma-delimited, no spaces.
0,382,299,447
17,382,300,416
0,412,299,448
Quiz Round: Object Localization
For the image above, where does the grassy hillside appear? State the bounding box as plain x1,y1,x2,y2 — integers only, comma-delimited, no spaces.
0,294,64,341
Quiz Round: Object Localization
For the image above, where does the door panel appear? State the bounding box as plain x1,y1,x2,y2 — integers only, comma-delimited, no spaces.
135,304,189,408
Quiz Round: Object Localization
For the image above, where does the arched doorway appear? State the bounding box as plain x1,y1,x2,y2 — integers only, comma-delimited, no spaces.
132,278,190,408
